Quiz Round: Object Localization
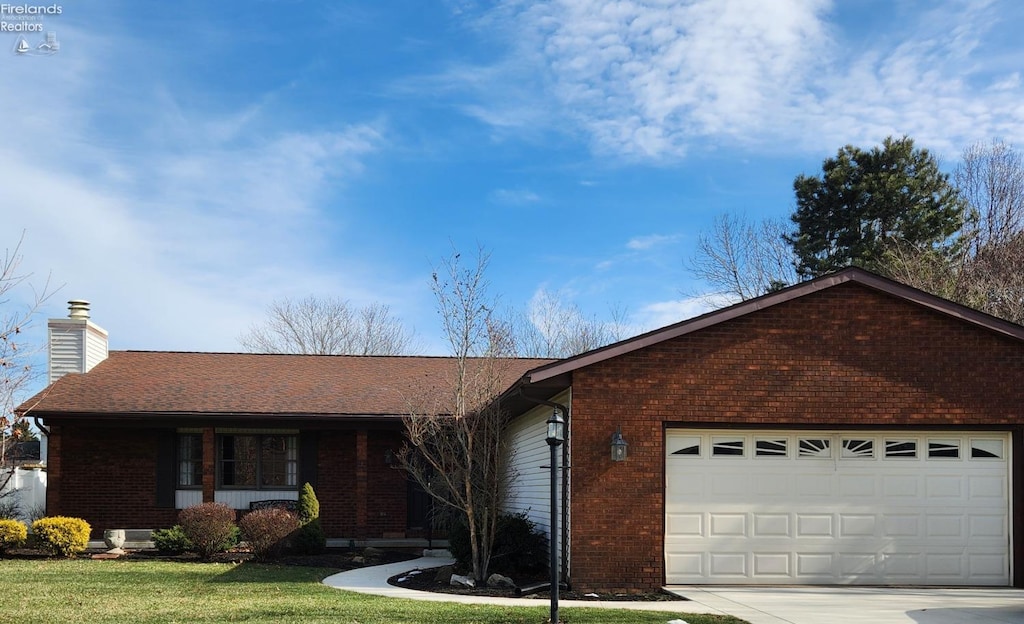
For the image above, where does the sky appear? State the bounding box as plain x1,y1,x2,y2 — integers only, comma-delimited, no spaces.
3,0,1024,391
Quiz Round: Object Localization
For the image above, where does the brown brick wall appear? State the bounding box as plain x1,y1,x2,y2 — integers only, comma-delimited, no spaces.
48,425,412,540
313,429,411,538
48,426,177,536
567,283,1024,592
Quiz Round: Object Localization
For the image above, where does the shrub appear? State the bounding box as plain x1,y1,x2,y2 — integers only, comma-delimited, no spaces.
490,512,548,576
151,525,193,555
294,483,325,554
446,511,549,577
293,518,326,555
240,507,300,561
31,516,91,558
178,503,237,560
298,482,320,524
0,518,27,553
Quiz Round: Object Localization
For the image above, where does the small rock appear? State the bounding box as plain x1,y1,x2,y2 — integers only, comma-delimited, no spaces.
433,565,454,582
584,592,600,598
450,574,476,588
487,573,516,589
362,546,384,558
351,556,365,564
667,620,689,624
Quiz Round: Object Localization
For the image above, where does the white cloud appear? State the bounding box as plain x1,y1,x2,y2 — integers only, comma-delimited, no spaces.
452,0,1024,160
490,188,542,205
629,294,734,332
0,24,398,355
626,234,680,250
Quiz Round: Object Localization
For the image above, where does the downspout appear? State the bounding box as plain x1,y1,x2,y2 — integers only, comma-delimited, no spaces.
517,388,571,588
33,417,50,438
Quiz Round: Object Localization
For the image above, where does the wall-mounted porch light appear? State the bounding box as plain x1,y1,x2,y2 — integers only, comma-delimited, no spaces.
611,426,628,462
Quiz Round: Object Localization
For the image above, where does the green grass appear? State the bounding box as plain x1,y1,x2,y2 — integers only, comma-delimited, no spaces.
0,559,747,624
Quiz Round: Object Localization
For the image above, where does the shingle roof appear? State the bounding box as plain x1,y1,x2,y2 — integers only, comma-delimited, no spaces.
21,351,553,417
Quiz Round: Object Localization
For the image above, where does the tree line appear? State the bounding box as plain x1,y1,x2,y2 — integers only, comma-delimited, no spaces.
690,137,1024,325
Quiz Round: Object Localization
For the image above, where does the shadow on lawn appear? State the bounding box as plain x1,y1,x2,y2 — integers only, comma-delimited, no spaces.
206,550,418,585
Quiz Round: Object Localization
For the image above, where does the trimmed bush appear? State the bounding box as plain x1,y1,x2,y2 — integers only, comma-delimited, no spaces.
151,525,193,555
240,507,300,561
31,516,91,558
294,483,326,554
293,517,326,555
298,482,319,524
178,502,237,560
0,518,27,553
490,512,548,576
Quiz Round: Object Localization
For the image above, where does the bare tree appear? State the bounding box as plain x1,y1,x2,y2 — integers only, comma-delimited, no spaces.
238,296,415,355
882,140,1024,324
955,140,1024,254
1,234,55,515
514,288,629,358
399,246,517,584
688,212,798,302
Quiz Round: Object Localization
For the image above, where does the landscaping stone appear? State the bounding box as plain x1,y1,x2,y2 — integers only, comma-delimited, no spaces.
433,565,453,582
449,574,475,588
487,573,516,589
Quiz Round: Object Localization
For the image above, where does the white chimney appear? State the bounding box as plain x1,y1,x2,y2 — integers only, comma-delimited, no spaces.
48,299,109,384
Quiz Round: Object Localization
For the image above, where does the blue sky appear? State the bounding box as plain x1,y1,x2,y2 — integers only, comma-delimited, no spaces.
3,0,1024,371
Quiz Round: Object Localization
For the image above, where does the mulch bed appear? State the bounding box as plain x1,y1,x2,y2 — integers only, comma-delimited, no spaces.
387,565,684,602
4,546,419,571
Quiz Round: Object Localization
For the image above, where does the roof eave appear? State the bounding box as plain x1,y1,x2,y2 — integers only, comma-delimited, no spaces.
526,267,1024,384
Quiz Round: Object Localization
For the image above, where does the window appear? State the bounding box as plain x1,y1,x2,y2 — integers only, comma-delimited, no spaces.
712,437,744,456
841,439,874,459
219,434,298,489
970,438,1004,460
885,439,917,458
177,433,203,488
928,439,960,459
671,436,701,456
755,438,788,457
798,438,831,458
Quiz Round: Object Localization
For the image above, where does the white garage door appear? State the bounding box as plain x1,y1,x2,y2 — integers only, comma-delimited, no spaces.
665,430,1010,585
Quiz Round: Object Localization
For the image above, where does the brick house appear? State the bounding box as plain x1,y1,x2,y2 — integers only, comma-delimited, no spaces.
23,304,549,543
505,268,1024,592
20,268,1024,591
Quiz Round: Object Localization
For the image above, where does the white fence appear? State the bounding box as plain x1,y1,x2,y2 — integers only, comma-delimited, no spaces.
1,468,46,521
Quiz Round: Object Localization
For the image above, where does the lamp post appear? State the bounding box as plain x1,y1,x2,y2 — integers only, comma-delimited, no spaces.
546,408,565,624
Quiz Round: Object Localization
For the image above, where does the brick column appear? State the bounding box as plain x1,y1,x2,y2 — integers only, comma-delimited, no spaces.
355,429,367,537
202,427,216,503
44,425,61,516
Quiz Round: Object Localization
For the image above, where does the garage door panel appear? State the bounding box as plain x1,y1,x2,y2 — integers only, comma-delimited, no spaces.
665,430,1010,586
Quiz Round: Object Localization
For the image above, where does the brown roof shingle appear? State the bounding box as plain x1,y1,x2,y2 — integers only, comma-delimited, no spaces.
21,351,553,417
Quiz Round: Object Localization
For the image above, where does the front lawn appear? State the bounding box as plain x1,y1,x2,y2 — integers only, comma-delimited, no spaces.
0,559,747,623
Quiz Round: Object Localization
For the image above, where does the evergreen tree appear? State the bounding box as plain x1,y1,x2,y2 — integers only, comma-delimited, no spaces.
787,136,967,278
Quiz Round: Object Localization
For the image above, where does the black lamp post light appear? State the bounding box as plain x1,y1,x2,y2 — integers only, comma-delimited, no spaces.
545,408,565,624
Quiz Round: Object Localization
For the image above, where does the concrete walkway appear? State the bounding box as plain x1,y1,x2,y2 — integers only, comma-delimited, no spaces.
321,556,716,615
322,556,1024,623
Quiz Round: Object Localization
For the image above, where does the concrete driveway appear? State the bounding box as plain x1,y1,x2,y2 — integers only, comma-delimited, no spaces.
668,586,1024,624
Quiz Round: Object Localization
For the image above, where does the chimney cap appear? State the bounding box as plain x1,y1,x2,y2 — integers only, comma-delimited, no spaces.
67,300,91,320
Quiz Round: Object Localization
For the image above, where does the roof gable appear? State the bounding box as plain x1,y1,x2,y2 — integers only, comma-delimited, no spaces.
526,267,1024,384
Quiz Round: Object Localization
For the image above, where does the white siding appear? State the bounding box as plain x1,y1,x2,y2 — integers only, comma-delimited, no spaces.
48,323,84,383
214,490,299,510
84,324,108,371
48,318,108,383
175,490,202,509
504,390,570,573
